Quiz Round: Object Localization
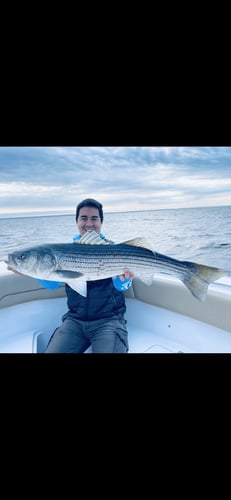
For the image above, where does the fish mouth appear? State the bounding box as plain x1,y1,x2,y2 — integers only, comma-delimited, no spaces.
3,258,14,272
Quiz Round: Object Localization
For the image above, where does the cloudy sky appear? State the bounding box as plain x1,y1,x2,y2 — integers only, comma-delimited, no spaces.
0,146,231,216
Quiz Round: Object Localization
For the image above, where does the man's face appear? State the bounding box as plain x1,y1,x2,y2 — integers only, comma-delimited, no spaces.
77,206,102,235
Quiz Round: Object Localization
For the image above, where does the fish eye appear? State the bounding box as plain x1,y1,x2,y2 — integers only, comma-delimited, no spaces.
18,253,26,261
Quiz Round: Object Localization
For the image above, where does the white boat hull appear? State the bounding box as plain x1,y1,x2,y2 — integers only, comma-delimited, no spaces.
0,273,231,353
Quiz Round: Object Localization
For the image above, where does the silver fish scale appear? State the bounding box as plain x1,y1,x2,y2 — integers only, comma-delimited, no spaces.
56,248,102,275
52,243,159,278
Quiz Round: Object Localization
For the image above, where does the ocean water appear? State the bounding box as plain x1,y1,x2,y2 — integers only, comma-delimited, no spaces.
0,206,231,283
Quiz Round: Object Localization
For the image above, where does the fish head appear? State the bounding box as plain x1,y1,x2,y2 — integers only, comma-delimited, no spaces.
5,245,57,279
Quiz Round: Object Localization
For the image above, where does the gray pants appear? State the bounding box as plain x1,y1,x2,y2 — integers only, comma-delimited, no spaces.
44,314,129,353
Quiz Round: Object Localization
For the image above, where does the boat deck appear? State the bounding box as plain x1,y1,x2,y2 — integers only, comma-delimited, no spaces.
1,296,231,353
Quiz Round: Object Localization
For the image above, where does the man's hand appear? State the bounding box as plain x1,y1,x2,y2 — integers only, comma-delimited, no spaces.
119,268,135,281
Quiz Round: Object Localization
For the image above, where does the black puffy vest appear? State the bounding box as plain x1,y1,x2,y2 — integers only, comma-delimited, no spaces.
65,278,126,321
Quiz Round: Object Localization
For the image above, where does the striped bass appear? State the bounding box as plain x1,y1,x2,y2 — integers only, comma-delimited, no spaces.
5,230,227,301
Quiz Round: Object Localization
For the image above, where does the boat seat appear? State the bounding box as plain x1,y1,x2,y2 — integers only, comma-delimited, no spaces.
0,330,44,353
33,331,51,353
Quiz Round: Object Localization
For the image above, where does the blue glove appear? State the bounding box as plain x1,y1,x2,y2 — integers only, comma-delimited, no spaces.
36,279,63,290
112,276,132,291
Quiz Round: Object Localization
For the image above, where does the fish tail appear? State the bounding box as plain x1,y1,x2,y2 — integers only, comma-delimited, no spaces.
182,263,227,302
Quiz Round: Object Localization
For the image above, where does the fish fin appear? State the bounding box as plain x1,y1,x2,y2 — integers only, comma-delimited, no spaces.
137,274,154,286
55,270,85,279
76,231,114,245
66,277,87,297
182,263,227,302
121,237,154,252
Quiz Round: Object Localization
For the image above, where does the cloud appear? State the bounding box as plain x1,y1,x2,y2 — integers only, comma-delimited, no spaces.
0,146,231,215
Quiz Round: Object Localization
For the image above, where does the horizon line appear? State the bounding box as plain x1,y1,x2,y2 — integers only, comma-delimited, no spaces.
0,204,230,220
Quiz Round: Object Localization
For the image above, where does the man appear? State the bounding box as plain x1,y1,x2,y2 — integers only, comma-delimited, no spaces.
43,198,134,353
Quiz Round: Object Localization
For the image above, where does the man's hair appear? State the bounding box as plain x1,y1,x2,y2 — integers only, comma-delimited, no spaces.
75,198,104,222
